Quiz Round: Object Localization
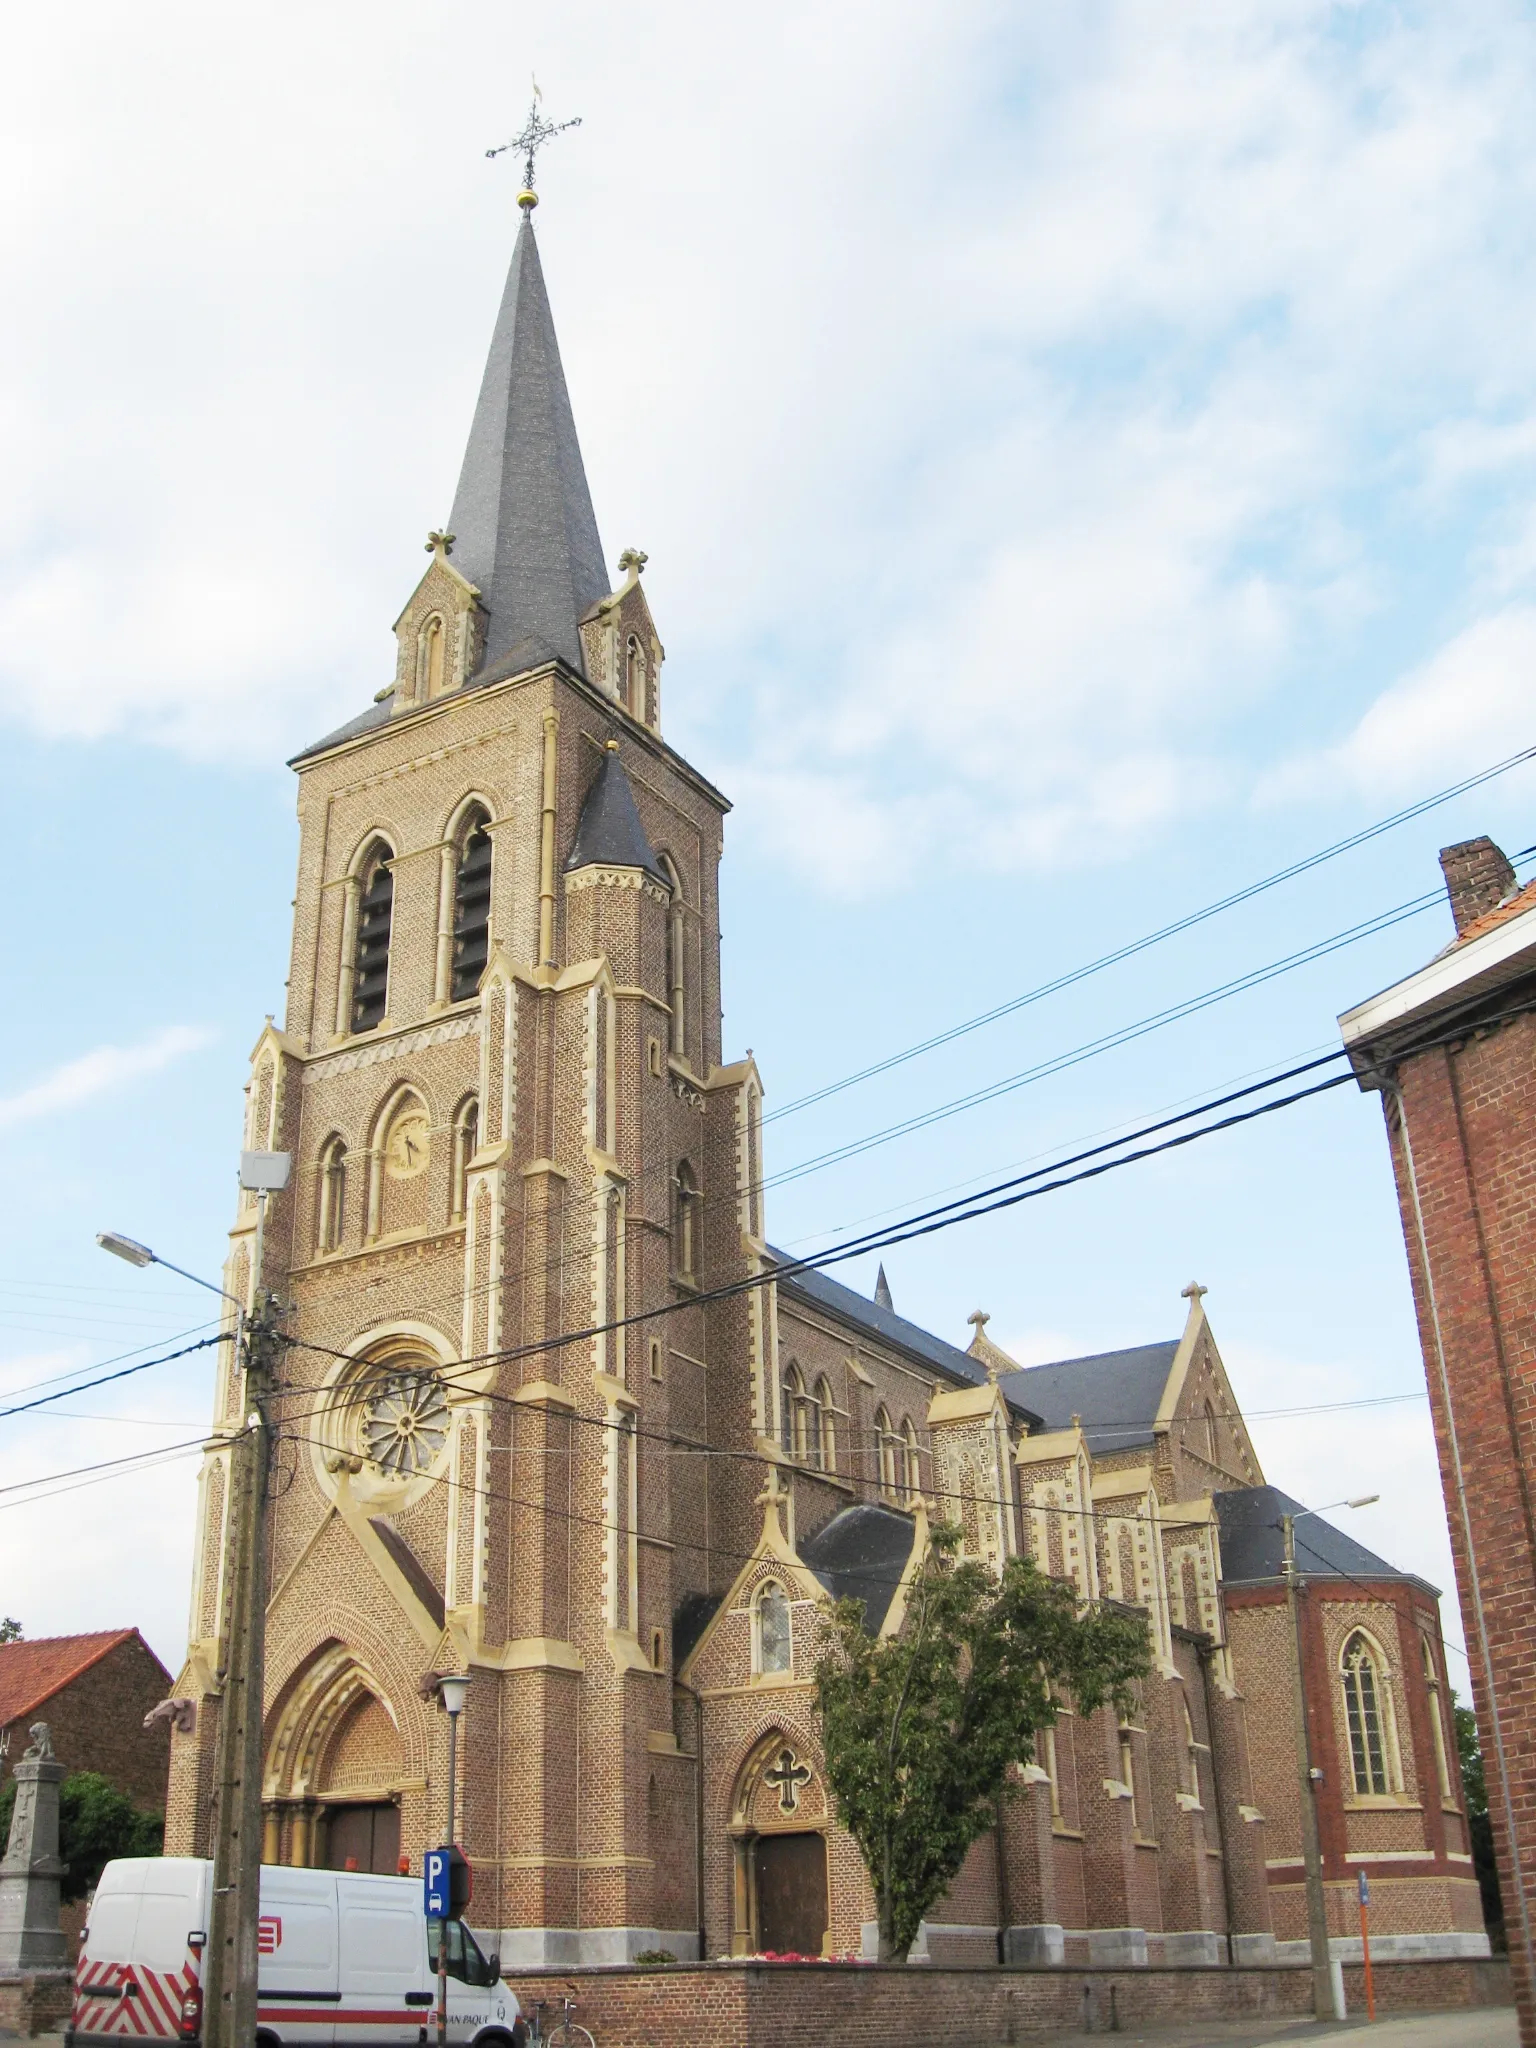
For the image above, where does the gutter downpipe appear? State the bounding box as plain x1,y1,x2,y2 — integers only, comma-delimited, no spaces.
1392,1077,1536,1994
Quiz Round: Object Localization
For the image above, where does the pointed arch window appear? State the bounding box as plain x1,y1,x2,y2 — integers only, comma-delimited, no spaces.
673,1160,699,1283
814,1377,836,1474
902,1417,921,1504
756,1581,791,1675
451,810,493,1002
658,854,685,1061
317,1135,347,1253
420,613,447,700
1202,1398,1219,1462
781,1364,802,1459
352,847,394,1033
450,1097,479,1221
875,1406,900,1498
625,634,644,717
1341,1632,1396,1796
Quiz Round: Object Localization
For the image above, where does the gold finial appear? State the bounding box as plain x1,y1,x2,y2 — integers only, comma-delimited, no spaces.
517,188,539,212
606,737,620,753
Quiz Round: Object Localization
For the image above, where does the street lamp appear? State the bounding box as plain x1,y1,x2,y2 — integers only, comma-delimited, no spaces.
99,1148,290,2048
436,1674,471,2048
1280,1494,1380,2022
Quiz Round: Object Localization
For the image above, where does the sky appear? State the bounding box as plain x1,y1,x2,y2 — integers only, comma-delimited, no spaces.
6,0,1536,1692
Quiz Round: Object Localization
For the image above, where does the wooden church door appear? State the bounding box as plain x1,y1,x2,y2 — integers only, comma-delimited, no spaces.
753,1834,827,1956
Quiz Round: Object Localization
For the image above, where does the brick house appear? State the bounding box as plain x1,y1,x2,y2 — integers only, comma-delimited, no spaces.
0,1630,172,1813
1341,832,1536,2043
158,186,1482,1973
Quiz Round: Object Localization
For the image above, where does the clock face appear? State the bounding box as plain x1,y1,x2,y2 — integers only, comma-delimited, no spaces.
384,1110,431,1180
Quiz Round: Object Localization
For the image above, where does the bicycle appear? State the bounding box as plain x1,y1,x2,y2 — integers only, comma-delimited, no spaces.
517,1992,595,2048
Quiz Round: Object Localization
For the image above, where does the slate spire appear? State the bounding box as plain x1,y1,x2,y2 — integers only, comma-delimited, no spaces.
447,213,609,679
566,741,667,883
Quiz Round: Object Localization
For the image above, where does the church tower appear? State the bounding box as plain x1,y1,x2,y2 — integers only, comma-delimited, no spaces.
166,189,769,1962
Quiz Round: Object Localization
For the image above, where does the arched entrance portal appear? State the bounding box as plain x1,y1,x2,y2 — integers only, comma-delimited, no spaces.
728,1733,829,1956
263,1644,407,1873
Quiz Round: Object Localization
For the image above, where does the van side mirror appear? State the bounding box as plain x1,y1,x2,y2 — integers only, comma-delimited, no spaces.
487,1953,500,1983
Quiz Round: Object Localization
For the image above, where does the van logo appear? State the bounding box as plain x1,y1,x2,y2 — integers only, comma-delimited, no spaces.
257,1917,282,1954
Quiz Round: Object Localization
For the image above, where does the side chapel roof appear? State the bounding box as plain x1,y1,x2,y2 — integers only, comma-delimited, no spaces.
995,1341,1182,1455
800,1503,918,1634
1214,1484,1437,1597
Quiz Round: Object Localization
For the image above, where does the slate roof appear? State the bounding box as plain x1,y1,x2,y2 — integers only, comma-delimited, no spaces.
771,1253,1020,1403
996,1341,1181,1456
800,1504,918,1634
565,748,668,882
1214,1484,1436,1596
0,1629,165,1728
446,214,609,680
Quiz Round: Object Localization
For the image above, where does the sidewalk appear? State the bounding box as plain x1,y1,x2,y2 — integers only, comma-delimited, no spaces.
1013,2009,1516,2048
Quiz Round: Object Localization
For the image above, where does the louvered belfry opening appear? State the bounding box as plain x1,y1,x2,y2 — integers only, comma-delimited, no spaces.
452,817,493,1002
352,857,393,1031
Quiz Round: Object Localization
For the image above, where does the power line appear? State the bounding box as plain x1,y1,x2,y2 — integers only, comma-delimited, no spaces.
0,1336,228,1422
767,746,1536,1125
765,895,1435,1188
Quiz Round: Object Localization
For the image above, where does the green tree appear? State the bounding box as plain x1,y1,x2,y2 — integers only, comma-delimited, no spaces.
0,1619,22,1643
814,1527,1151,1962
1456,1697,1504,1949
0,1773,162,1902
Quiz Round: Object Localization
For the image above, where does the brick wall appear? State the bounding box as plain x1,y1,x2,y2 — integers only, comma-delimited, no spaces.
502,1955,1511,2048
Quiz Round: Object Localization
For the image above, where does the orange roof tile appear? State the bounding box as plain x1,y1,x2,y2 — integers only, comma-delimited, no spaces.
1453,877,1536,949
0,1629,159,1727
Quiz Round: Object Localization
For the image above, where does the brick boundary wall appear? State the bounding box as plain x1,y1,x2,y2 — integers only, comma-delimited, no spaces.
504,1957,1511,2047
0,1970,74,2038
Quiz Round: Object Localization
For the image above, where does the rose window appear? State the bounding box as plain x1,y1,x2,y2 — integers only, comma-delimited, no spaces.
359,1370,450,1477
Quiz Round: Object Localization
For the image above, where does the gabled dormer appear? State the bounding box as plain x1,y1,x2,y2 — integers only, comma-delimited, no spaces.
389,532,486,712
580,549,665,732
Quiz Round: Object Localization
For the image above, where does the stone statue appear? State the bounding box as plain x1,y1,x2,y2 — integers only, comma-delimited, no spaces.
0,1718,69,1971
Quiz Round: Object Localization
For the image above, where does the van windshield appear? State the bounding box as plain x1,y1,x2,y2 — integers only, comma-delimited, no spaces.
428,1920,494,1986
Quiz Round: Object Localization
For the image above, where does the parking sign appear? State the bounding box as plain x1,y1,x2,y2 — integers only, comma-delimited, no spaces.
424,1847,450,1919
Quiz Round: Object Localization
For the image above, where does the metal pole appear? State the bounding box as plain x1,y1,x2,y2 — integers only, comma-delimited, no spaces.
203,1192,277,2048
1283,1513,1335,2020
438,1704,459,2048
1359,1872,1376,2022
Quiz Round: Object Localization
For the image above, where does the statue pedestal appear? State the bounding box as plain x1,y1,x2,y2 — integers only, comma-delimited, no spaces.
0,1727,69,1974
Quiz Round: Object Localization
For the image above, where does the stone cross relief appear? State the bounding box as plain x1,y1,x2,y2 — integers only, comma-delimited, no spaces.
764,1747,812,1815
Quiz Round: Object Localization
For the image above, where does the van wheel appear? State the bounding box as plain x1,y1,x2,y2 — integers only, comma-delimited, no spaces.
256,2031,281,2048
478,2031,519,2048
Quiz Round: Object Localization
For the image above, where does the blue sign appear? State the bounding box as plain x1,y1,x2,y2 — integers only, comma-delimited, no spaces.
424,1847,450,1919
1358,1870,1370,1906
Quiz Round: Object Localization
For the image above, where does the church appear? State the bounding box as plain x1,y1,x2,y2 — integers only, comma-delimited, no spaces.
163,180,1486,1973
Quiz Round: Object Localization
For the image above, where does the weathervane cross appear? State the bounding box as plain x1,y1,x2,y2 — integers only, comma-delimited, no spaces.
486,81,581,202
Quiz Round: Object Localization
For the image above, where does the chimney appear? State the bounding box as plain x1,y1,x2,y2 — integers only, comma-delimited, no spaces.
1439,837,1517,936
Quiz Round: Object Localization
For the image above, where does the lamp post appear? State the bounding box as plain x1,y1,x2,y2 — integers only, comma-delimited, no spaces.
99,1148,290,2048
1280,1494,1380,2022
436,1673,471,2048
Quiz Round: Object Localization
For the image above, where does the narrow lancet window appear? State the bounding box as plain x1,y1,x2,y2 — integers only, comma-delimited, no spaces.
317,1135,346,1253
674,1160,698,1282
757,1583,791,1674
1342,1633,1392,1795
451,1098,479,1220
451,812,493,1001
352,850,394,1033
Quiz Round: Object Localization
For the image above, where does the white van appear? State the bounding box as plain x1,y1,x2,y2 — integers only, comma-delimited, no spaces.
67,1859,524,2048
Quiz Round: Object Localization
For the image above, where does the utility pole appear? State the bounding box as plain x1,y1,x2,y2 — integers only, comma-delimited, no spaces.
1282,1510,1336,2022
200,1158,290,2048
202,1285,280,2048
97,1152,292,2048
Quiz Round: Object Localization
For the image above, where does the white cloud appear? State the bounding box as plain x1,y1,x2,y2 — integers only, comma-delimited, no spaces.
0,1026,214,1132
1262,605,1536,807
7,1,1536,874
